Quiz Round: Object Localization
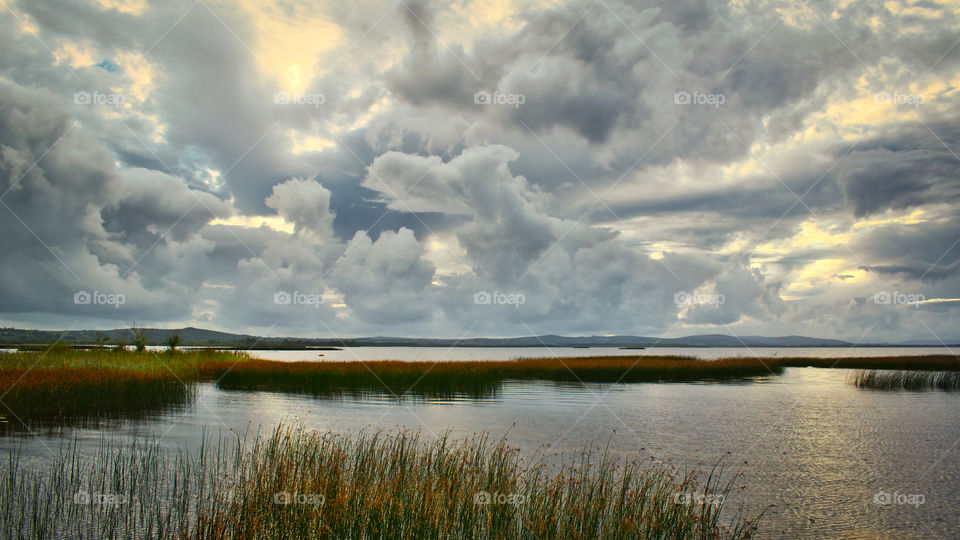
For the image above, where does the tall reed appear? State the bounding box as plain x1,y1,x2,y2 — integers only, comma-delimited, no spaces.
215,356,782,400
5,350,957,426
0,350,247,431
0,425,765,539
847,369,960,390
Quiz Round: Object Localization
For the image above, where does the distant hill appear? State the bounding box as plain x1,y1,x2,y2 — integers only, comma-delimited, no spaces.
898,338,960,346
668,334,853,347
355,334,856,347
0,326,880,348
0,326,258,346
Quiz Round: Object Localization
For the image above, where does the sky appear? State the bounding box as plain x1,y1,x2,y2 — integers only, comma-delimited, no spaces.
0,0,958,341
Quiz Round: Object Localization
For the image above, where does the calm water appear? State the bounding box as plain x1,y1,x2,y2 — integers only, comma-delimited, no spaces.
3,347,959,539
245,345,956,362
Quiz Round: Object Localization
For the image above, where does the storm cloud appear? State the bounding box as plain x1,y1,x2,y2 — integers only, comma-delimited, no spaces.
0,0,958,341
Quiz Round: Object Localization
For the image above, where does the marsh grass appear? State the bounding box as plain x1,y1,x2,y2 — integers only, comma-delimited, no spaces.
847,369,960,390
0,370,193,432
2,350,957,429
0,425,765,539
214,356,783,400
0,349,247,432
0,348,248,374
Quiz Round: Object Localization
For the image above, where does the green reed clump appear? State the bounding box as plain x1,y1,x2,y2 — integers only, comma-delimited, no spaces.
215,356,781,400
215,361,505,400
0,371,193,433
0,425,765,539
0,350,249,431
848,369,960,390
0,348,249,376
0,430,243,538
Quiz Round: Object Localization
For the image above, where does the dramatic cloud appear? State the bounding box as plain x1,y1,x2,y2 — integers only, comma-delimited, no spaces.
331,228,436,324
265,178,336,237
1,0,958,341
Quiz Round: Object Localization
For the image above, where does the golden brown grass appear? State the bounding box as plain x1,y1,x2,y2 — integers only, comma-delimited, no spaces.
1,424,766,539
0,349,247,431
1,350,956,428
847,369,960,390
214,356,783,399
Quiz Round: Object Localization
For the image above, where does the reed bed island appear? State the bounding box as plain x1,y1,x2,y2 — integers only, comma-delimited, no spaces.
1,349,957,429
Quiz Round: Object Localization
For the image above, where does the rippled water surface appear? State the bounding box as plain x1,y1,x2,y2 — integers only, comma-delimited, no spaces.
3,348,959,539
245,345,956,362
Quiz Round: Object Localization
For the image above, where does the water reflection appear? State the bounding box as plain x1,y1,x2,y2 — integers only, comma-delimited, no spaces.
2,368,959,538
0,380,195,435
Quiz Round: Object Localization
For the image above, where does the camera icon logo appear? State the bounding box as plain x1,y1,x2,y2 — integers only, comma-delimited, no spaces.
873,92,891,104
74,291,92,305
74,490,91,504
873,291,892,305
474,491,491,505
274,291,292,305
74,91,92,105
474,91,491,105
873,490,892,505
673,291,692,306
274,91,291,105
474,291,492,305
673,91,691,105
273,491,291,505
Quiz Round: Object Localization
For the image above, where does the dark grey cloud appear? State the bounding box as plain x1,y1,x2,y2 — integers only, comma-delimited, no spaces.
836,119,960,217
0,82,200,320
1,0,959,340
854,210,960,283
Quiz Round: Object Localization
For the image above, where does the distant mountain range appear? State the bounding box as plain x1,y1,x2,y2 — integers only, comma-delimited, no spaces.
1,327,955,348
897,338,960,346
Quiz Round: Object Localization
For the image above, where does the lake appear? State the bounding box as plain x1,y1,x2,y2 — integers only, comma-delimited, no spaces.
242,345,957,362
3,346,958,538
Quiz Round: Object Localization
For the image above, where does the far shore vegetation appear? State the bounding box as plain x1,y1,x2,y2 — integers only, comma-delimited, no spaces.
0,347,957,430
